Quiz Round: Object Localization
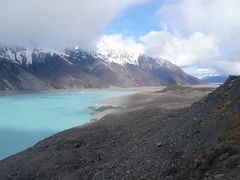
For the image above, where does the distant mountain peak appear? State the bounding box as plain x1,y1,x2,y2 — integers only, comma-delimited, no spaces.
138,55,179,71
201,75,228,84
96,41,142,65
96,48,139,65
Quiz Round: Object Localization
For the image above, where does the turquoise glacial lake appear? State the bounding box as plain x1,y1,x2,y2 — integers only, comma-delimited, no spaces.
0,91,133,160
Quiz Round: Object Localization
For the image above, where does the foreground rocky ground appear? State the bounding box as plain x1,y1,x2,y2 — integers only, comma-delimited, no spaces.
0,77,239,180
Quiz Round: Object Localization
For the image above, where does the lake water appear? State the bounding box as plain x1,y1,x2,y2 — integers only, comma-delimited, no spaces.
0,91,133,160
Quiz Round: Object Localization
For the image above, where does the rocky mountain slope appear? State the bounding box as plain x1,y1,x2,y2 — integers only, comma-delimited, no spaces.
0,76,239,179
0,46,200,90
0,57,55,91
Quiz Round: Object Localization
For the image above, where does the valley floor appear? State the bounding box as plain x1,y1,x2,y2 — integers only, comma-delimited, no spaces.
90,85,216,122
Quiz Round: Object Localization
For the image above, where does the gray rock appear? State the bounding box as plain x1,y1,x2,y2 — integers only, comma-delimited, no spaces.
156,142,164,148
214,174,224,179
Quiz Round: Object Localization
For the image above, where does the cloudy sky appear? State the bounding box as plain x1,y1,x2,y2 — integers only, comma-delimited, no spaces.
0,0,239,77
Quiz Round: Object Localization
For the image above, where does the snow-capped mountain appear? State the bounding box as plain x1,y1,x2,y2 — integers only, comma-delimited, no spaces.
0,46,200,91
95,44,139,65
0,47,33,65
0,46,181,71
0,46,70,66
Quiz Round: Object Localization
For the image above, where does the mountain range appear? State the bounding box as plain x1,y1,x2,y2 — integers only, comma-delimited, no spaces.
0,46,200,91
201,75,228,84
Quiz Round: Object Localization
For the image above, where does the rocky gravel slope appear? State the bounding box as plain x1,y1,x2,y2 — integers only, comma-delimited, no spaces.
0,76,239,180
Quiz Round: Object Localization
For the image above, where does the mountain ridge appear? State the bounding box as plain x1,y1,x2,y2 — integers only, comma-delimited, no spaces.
0,46,201,90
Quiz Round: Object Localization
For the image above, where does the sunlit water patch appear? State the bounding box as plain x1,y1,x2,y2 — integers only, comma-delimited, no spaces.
0,91,133,159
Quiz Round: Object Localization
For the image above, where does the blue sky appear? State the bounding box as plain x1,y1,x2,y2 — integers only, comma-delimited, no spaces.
100,0,240,78
103,0,163,39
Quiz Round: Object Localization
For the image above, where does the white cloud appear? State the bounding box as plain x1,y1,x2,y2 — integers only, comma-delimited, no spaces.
189,60,240,78
96,34,145,65
0,0,147,50
186,67,219,79
158,0,240,38
98,31,239,77
97,34,144,55
155,0,240,76
214,61,240,75
140,31,220,67
97,31,220,67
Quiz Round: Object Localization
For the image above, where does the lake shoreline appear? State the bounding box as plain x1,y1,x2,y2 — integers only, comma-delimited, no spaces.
0,86,163,97
0,90,137,159
0,84,219,97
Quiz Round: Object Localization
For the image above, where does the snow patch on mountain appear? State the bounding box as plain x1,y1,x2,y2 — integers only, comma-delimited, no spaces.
138,55,180,72
96,36,143,65
0,47,31,65
0,45,179,72
95,38,179,70
96,48,139,65
0,46,68,65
